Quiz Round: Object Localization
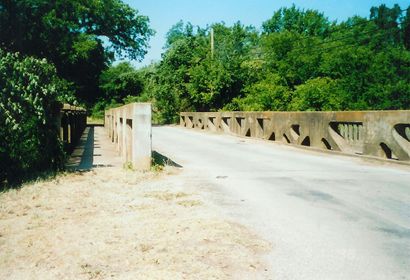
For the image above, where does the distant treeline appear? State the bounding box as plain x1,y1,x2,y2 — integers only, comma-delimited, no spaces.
98,4,410,123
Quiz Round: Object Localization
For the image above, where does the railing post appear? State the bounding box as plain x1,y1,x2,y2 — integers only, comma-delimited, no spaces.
104,103,152,171
132,103,152,171
122,108,127,161
116,110,122,152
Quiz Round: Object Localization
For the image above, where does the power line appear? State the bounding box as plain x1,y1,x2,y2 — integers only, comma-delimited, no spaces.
250,24,399,59
290,27,378,52
209,8,409,61
248,7,409,57
259,16,380,49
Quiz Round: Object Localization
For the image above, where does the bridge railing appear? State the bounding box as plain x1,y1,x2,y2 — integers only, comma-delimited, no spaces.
105,103,152,171
180,111,410,163
57,104,87,152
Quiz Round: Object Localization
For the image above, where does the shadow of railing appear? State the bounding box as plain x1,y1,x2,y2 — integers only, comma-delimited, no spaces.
66,126,104,171
152,151,183,168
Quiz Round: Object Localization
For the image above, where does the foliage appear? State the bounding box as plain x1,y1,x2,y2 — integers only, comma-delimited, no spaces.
90,99,121,120
0,0,154,105
289,77,344,111
122,3,410,123
262,5,332,37
99,62,143,102
229,74,291,111
0,50,72,185
130,21,259,123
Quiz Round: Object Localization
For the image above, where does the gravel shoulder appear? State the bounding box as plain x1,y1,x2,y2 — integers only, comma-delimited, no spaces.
0,167,271,280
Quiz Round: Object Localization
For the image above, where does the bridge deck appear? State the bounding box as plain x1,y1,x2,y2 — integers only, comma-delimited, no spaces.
62,124,410,279
65,126,122,170
153,125,410,280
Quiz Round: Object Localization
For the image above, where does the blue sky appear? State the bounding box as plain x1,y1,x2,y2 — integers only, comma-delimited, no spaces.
122,0,409,68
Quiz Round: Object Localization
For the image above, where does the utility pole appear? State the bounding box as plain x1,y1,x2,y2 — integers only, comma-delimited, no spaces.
210,28,214,59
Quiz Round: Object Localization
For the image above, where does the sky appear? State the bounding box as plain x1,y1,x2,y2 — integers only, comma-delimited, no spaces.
122,0,410,68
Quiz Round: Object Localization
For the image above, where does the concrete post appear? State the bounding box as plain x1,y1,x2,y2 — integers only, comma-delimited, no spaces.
104,103,152,171
67,114,72,145
132,103,152,171
116,111,122,152
122,108,127,161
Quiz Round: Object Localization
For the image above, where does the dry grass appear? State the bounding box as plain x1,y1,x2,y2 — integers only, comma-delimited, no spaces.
0,167,271,279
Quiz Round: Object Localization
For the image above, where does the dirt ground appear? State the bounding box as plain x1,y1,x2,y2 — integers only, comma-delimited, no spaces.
0,167,271,279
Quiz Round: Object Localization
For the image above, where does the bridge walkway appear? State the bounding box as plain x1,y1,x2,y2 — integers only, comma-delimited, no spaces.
65,125,122,170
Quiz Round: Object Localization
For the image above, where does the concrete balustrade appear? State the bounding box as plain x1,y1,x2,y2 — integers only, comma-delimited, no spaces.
105,103,152,171
56,104,87,152
180,110,410,163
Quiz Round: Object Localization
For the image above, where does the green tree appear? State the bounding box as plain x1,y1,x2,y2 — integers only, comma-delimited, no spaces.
0,50,73,185
128,3,410,121
262,5,332,37
0,0,154,104
370,4,402,45
99,62,143,102
229,73,291,111
290,77,344,111
402,7,410,49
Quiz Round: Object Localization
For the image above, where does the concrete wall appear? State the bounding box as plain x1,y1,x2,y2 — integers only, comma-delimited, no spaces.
180,111,410,163
105,103,152,171
57,104,87,152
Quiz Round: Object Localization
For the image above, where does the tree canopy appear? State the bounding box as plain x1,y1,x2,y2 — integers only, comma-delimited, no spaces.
0,50,70,185
105,3,408,123
0,0,153,186
0,0,154,104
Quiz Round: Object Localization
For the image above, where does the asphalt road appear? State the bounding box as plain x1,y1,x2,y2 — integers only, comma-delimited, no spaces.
152,126,410,280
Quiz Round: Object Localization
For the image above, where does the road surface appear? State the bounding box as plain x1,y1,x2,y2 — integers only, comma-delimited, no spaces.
153,126,410,280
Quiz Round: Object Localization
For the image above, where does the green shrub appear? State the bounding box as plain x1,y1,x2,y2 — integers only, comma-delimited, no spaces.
289,77,345,111
229,74,291,111
90,99,122,120
0,50,73,186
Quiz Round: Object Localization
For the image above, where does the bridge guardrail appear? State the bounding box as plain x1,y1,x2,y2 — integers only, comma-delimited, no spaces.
105,103,152,171
180,111,410,163
57,104,87,152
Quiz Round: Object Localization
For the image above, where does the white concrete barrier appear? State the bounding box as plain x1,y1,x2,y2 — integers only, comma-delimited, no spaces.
105,103,152,171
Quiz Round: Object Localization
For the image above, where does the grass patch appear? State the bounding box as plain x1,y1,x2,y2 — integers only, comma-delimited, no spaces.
144,191,189,201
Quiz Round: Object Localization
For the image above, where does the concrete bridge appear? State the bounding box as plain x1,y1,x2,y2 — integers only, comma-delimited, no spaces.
63,107,410,279
180,110,410,163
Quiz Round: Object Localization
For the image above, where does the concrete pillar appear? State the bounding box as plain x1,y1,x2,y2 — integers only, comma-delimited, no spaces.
112,112,116,143
108,113,112,140
116,111,122,152
62,116,68,145
348,124,353,141
131,103,152,171
122,109,127,160
126,119,132,163
72,114,77,144
67,114,72,145
106,112,109,138
111,115,114,142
